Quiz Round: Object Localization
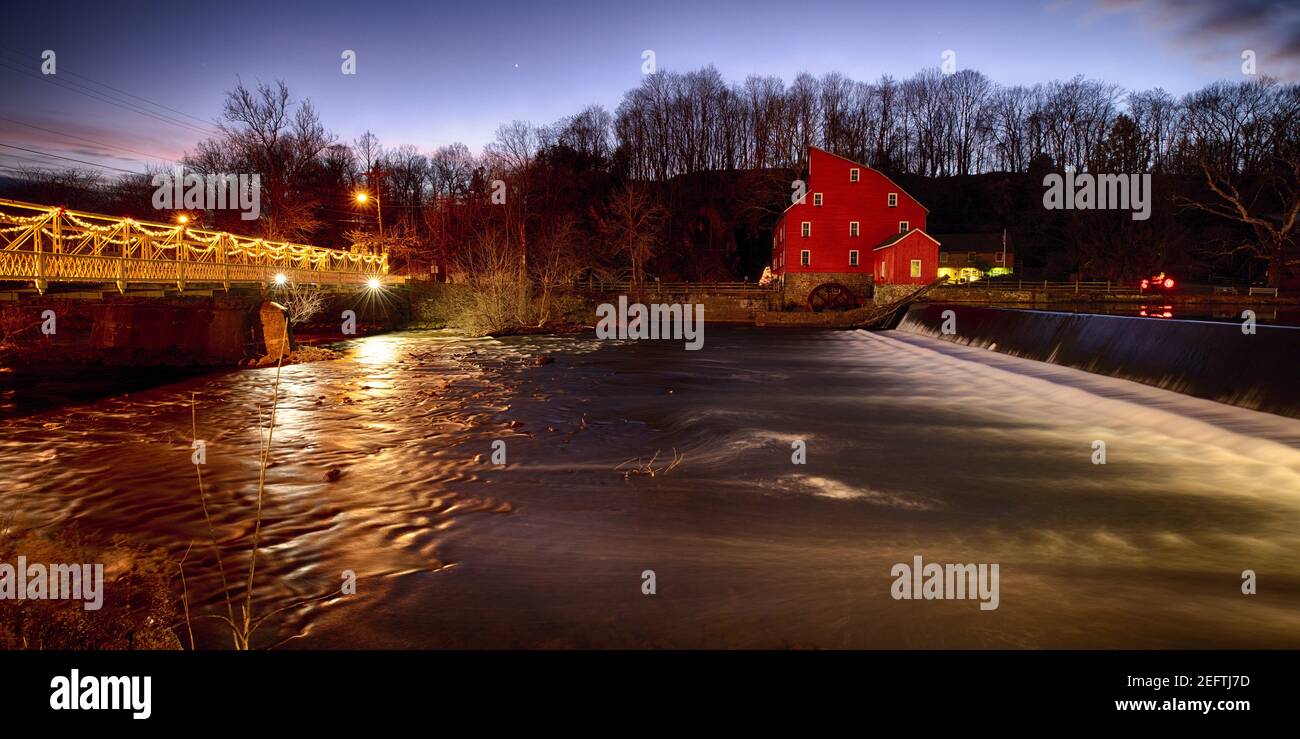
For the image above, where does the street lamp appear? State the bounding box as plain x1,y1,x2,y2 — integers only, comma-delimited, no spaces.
176,214,189,225
354,189,382,237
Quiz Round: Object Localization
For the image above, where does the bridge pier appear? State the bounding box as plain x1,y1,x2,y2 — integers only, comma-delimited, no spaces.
0,292,295,366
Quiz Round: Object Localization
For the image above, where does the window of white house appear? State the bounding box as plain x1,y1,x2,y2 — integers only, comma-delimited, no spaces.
850,168,860,182
801,222,811,237
849,250,859,267
888,192,898,207
849,221,859,237
899,221,909,233
910,259,922,278
800,249,811,266
813,193,823,206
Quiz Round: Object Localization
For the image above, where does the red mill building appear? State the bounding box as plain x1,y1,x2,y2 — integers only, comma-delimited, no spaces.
771,147,940,306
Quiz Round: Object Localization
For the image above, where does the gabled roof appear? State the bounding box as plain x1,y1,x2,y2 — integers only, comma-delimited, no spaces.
776,146,931,218
808,146,930,214
873,229,942,251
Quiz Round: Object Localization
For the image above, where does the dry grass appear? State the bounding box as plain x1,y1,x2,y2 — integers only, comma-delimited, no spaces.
0,519,181,650
616,448,684,479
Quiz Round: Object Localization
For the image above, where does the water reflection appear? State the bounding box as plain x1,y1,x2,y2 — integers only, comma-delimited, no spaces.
353,335,400,365
1137,304,1175,319
995,302,1300,326
2,327,1299,648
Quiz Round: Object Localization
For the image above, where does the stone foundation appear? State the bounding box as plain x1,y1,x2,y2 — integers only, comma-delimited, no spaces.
779,272,874,310
0,295,299,366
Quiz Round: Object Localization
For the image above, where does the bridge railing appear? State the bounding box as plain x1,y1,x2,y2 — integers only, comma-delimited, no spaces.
0,198,390,292
935,278,1142,294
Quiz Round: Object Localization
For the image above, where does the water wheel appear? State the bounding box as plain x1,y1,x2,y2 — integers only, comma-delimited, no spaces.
807,282,858,312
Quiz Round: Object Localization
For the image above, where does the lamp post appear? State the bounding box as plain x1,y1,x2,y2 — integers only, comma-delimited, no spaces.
355,164,390,251
354,191,382,238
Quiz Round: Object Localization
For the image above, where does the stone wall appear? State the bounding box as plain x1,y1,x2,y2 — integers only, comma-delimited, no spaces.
874,285,1046,304
0,293,309,366
88,302,252,363
779,272,874,310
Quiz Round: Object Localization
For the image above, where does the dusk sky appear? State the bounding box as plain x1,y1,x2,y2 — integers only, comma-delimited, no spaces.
1,0,1296,177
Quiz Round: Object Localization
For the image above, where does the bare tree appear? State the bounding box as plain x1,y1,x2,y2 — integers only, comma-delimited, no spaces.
279,283,326,325
187,80,334,242
596,184,666,288
1178,78,1300,287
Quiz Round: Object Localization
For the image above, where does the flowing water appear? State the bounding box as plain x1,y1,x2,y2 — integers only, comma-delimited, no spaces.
2,326,1299,648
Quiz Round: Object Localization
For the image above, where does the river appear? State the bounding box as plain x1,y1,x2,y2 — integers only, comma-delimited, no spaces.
2,325,1298,648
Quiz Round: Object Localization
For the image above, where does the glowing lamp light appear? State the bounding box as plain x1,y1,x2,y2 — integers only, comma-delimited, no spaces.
177,214,189,225
366,277,381,290
1140,279,1149,289
1163,278,1175,288
355,193,369,203
273,273,287,286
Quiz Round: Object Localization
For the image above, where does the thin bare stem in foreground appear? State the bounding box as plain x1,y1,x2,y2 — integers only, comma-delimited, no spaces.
178,541,196,651
191,393,238,648
239,321,290,648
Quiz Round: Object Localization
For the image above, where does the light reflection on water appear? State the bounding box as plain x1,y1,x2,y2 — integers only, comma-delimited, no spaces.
985,301,1300,326
1,327,1298,648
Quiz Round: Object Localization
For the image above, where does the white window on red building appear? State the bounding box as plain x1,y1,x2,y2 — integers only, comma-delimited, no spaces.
899,221,909,233
849,250,859,267
849,221,859,237
800,250,811,266
850,168,860,182
910,259,922,278
888,192,898,207
801,222,811,237
813,193,823,206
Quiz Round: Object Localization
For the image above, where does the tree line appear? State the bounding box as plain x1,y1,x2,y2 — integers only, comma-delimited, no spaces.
4,66,1297,286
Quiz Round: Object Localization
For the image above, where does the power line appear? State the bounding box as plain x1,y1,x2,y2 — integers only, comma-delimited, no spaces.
0,115,181,165
0,46,222,135
0,142,146,175
61,70,218,128
0,58,218,138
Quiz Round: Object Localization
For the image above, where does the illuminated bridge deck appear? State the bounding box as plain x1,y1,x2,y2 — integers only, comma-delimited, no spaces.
0,198,399,295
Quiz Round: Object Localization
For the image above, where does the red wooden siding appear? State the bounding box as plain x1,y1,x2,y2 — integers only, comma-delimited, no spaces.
772,147,938,284
873,230,941,286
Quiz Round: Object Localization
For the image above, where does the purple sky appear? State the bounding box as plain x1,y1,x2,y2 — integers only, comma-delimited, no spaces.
1,0,1296,177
